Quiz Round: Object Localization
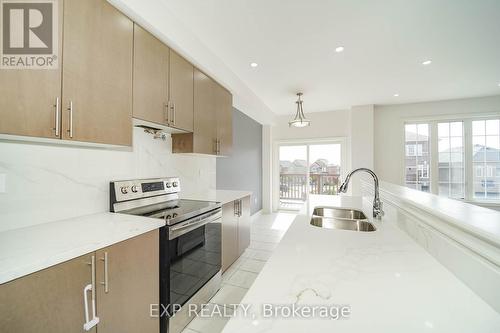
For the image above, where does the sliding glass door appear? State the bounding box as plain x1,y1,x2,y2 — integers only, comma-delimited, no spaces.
278,141,343,210
279,145,308,210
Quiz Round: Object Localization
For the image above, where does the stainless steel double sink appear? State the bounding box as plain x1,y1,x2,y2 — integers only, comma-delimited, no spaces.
310,207,376,232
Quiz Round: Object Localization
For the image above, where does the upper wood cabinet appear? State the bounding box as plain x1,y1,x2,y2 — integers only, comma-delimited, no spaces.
0,0,64,139
61,0,133,146
171,69,233,156
168,50,194,132
172,69,216,154
215,83,233,156
133,24,169,126
0,253,95,333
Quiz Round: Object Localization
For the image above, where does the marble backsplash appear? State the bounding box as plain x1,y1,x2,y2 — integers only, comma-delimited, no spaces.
0,128,216,232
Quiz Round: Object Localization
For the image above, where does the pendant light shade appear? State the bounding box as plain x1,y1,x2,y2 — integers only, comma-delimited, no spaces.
288,92,310,127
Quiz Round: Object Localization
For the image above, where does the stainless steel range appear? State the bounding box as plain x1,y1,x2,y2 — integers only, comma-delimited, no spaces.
110,177,222,333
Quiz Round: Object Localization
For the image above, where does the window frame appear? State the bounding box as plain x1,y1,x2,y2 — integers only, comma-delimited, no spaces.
402,113,500,204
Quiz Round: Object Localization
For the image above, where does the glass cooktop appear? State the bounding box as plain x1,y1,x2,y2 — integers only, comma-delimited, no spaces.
121,199,220,225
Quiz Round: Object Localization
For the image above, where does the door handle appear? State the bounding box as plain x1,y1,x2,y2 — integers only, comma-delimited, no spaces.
53,97,60,137
99,252,109,293
67,101,73,138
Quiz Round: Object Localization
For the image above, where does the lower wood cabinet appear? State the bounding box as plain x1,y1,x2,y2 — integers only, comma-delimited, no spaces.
95,230,159,333
222,201,239,272
0,253,95,333
0,230,159,333
238,196,251,255
221,196,251,272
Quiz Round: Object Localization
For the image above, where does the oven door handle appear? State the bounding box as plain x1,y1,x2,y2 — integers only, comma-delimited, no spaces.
169,209,222,240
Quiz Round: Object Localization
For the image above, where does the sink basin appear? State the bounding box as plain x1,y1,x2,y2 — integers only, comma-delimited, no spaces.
313,207,367,220
310,217,376,232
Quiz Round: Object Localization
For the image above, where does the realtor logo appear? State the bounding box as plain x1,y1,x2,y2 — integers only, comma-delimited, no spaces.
1,0,58,69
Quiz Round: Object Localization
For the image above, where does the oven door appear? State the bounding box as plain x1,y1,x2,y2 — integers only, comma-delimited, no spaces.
161,208,222,318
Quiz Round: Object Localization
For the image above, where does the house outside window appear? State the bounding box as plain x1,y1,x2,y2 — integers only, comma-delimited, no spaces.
404,117,500,202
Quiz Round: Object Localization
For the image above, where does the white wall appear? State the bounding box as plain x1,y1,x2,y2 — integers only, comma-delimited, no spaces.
349,105,374,195
374,95,500,185
262,125,273,213
272,110,351,140
0,128,216,232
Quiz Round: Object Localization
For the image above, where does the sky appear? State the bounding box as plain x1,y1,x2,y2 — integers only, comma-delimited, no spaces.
279,144,341,166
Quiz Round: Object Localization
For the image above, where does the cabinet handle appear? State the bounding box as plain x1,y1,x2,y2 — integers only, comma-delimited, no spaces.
164,102,169,123
170,102,176,125
53,97,60,137
100,252,109,293
83,256,100,331
67,101,73,138
238,200,242,216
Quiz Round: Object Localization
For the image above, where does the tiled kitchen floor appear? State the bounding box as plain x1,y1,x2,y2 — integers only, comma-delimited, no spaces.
182,212,297,333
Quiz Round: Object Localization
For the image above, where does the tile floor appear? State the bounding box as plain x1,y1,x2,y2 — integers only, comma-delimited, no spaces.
182,212,296,333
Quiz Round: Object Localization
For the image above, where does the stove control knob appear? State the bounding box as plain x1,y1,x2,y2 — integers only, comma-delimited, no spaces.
166,214,171,219
120,186,128,194
131,185,138,193
165,183,172,188
172,182,178,187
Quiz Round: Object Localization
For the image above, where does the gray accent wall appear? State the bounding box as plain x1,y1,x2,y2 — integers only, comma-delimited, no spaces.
217,108,262,214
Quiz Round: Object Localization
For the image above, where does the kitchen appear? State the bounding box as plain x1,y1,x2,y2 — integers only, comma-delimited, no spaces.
1,0,500,332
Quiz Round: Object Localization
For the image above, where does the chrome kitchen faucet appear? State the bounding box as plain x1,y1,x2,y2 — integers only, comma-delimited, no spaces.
338,168,384,219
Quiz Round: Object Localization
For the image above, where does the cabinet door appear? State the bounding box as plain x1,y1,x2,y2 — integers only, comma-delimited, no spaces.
61,0,133,146
169,50,194,132
96,230,159,333
133,24,169,126
0,0,63,139
222,201,239,272
0,253,95,333
193,69,217,154
238,196,251,255
215,84,233,156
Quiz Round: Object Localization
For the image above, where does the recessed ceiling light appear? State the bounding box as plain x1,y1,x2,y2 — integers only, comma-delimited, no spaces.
250,62,258,68
335,46,344,53
393,93,400,97
422,60,432,65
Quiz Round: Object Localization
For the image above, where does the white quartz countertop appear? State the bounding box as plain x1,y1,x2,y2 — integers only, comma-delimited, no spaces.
378,181,500,246
222,195,500,333
181,189,252,205
0,212,164,284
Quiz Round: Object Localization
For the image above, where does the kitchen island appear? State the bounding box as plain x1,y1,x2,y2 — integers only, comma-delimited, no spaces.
222,195,500,332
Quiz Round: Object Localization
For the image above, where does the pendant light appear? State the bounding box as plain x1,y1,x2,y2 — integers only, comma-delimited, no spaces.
288,92,310,127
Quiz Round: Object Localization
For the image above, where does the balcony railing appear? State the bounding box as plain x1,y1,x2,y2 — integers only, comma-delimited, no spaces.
280,173,340,200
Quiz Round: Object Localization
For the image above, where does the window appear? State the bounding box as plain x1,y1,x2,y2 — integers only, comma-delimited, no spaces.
438,122,464,199
472,119,500,199
404,124,430,192
403,117,500,202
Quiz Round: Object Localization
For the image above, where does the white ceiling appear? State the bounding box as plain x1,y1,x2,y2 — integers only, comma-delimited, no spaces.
162,0,500,116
